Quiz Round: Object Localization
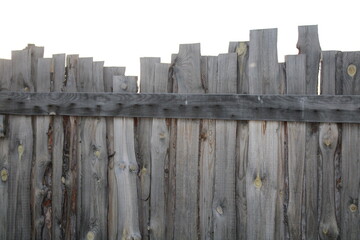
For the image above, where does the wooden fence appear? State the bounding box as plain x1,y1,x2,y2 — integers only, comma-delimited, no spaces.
0,25,359,240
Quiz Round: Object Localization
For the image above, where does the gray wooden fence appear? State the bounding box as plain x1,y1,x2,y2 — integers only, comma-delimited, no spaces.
0,25,359,240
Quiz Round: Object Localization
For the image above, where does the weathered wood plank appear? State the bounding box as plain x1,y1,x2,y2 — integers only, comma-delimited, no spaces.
51,53,66,240
138,57,160,240
0,59,11,240
113,75,141,240
285,54,306,240
318,51,341,240
229,41,250,240
78,60,108,239
104,66,126,240
173,43,204,239
32,58,52,240
165,53,178,240
340,52,360,239
247,28,283,239
149,63,170,240
199,55,217,240
2,92,360,122
63,54,79,240
297,25,322,239
8,46,43,239
212,53,237,239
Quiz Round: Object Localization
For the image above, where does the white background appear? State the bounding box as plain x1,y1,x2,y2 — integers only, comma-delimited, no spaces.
1,0,359,76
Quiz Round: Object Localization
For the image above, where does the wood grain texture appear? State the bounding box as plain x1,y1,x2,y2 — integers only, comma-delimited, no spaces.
229,41,250,240
340,52,360,239
0,59,11,240
199,56,217,240
285,54,306,240
32,58,52,240
297,25,321,95
318,51,340,240
138,57,160,240
149,63,170,240
2,92,360,122
297,25,322,239
213,53,237,239
63,54,79,240
104,67,126,240
247,28,284,239
51,53,66,240
165,53,178,240
113,75,141,240
8,46,43,239
173,43,203,240
78,61,108,240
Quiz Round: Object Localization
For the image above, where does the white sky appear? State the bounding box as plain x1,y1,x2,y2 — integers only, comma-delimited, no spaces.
1,0,360,76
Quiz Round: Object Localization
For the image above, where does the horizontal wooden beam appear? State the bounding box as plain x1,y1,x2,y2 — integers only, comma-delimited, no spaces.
0,92,359,123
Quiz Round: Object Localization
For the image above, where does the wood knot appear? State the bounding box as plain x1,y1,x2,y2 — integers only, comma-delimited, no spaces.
349,204,358,213
216,206,224,215
1,168,8,182
86,231,95,240
347,64,357,77
254,175,262,189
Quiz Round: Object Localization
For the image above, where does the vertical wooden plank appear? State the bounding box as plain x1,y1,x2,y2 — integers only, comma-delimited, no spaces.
104,66,126,240
297,25,322,239
32,58,52,240
285,54,306,239
113,75,141,240
8,45,43,239
213,53,237,239
51,53,66,240
199,56,217,240
246,29,284,239
149,63,170,240
173,43,204,240
76,59,108,239
165,53,178,240
138,57,160,239
0,59,11,240
317,51,341,240
63,54,79,240
339,52,360,239
229,41,249,240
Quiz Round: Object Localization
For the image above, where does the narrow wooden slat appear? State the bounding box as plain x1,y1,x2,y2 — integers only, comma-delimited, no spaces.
199,55,217,240
63,54,79,240
113,75,141,240
246,28,283,239
8,46,43,239
340,52,360,239
0,59,11,240
318,51,341,240
104,67,126,240
173,43,204,239
285,54,306,239
32,58,52,239
165,53,178,240
297,25,322,239
51,53,66,240
138,57,160,239
212,53,237,239
149,63,170,240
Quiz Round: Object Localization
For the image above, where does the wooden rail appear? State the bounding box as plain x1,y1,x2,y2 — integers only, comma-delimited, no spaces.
0,92,359,122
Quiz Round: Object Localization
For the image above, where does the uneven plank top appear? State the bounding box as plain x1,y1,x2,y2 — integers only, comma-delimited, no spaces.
0,92,360,122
